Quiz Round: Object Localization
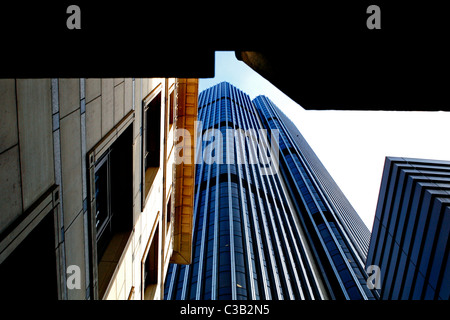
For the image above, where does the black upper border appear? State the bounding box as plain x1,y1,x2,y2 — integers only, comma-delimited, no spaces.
1,1,448,110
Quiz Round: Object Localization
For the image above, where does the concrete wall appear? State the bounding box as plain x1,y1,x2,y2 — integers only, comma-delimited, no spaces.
0,77,192,300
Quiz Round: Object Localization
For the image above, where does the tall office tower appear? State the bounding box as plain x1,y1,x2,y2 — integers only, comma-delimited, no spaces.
164,82,375,300
366,157,450,300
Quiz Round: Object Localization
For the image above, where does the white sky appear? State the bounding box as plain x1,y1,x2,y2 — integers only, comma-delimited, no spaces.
199,51,450,230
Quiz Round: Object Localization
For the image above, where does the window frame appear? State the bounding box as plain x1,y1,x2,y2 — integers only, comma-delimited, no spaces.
86,111,134,300
94,150,112,245
0,185,60,299
141,218,160,300
141,84,163,210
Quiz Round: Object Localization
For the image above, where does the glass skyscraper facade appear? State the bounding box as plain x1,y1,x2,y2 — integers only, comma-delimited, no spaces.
366,157,450,300
164,82,376,300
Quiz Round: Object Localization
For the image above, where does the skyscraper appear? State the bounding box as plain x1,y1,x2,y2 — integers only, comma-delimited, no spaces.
366,157,450,300
164,82,376,300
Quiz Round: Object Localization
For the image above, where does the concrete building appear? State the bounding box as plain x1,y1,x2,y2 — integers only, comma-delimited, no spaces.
0,78,198,300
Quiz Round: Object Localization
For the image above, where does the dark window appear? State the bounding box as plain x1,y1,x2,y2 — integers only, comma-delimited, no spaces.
95,152,111,258
166,194,172,234
93,124,133,298
145,92,162,168
0,210,57,300
169,89,175,127
144,225,159,299
143,91,162,204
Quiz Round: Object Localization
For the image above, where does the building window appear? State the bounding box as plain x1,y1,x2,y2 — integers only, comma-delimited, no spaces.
166,194,172,234
143,224,159,300
169,88,175,128
143,90,162,205
91,124,133,299
0,209,58,300
94,151,111,259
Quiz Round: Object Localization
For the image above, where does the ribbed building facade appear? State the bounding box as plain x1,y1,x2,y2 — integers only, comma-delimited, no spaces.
164,82,376,300
366,157,450,300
